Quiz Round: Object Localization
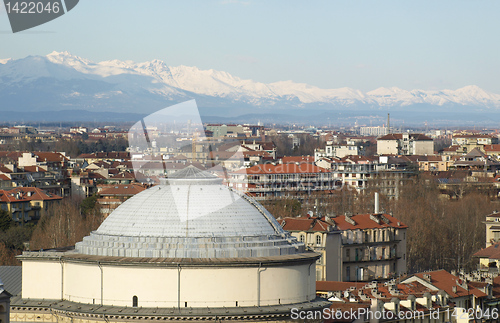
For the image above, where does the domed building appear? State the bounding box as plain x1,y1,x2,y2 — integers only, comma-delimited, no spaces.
12,167,329,322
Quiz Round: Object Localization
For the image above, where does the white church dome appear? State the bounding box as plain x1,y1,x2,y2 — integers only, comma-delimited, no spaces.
76,166,305,258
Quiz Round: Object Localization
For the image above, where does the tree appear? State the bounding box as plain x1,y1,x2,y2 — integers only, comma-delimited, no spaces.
0,242,19,266
80,194,98,215
0,209,13,232
0,225,34,250
30,199,102,250
262,199,303,219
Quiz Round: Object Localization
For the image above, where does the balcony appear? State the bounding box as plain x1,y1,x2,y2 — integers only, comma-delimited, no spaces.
344,256,399,264
344,240,401,247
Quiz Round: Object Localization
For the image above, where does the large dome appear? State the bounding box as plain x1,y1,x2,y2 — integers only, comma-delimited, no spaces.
76,166,305,258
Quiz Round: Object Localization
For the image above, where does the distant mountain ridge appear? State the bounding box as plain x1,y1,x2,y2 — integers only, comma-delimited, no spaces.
1,51,500,118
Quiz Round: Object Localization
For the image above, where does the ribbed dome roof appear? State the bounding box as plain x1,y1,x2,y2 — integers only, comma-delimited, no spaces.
76,167,304,258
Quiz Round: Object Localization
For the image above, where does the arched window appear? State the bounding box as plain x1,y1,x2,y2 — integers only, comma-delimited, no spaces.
132,295,138,307
316,235,321,246
300,234,305,242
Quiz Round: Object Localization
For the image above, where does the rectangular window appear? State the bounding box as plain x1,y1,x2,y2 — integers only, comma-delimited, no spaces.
316,270,322,281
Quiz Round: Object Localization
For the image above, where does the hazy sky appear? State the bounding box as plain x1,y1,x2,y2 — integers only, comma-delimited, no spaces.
1,0,499,93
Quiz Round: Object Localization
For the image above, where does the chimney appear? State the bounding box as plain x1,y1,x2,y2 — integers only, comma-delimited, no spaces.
374,192,380,214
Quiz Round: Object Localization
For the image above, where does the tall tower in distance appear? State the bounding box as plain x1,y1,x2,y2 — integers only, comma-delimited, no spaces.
387,113,390,134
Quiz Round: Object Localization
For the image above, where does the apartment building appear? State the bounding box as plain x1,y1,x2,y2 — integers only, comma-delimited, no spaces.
280,197,407,282
417,155,456,171
0,187,62,223
314,141,360,161
377,133,434,155
316,156,415,198
97,183,146,218
228,163,333,199
359,126,388,136
453,134,498,146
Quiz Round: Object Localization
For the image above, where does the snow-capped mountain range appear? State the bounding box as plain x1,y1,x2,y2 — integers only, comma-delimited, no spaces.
1,51,500,116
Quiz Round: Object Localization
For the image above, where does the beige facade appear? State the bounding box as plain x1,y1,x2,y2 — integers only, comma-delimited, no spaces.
314,142,359,161
288,229,342,282
377,133,434,155
413,140,434,155
21,253,316,308
418,156,454,171
484,211,500,247
341,224,407,281
377,139,399,155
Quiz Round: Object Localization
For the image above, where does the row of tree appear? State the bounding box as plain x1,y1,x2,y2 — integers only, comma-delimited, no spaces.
2,137,128,158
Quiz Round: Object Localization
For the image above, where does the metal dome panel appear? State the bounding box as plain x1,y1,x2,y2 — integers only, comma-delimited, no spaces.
75,168,304,258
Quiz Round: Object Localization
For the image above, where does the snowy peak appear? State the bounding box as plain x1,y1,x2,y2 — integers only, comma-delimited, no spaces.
46,51,92,68
1,51,500,109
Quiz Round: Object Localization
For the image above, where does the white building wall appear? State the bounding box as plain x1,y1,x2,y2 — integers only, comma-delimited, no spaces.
22,260,62,299
413,140,434,155
377,140,398,155
22,258,315,308
64,262,103,304
18,153,37,167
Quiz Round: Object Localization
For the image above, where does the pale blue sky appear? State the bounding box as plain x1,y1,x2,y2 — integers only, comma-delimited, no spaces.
1,0,499,93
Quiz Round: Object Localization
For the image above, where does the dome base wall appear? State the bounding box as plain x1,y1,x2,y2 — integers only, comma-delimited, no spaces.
20,252,319,308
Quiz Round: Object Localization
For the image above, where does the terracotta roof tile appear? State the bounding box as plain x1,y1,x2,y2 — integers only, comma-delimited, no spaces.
473,242,500,259
34,152,68,162
332,213,407,230
484,144,500,152
99,184,146,196
0,166,12,173
278,217,327,232
0,187,62,202
414,270,487,298
22,166,46,173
